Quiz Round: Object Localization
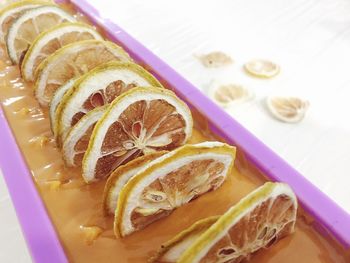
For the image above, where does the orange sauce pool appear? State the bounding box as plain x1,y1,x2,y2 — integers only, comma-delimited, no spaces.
0,3,349,263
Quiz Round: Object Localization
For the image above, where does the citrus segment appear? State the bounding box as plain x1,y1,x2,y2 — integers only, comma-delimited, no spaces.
0,0,51,44
177,182,297,263
83,87,193,183
62,105,108,167
114,142,236,237
49,77,76,135
34,39,131,106
103,151,167,215
21,22,102,81
6,5,75,63
151,216,219,263
55,61,162,144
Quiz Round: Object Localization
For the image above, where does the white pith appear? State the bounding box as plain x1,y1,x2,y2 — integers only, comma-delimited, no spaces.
35,40,130,106
0,4,41,42
107,166,142,214
62,106,106,167
83,90,193,183
189,183,297,262
119,143,233,236
59,68,155,140
49,78,76,135
6,5,76,63
22,23,102,81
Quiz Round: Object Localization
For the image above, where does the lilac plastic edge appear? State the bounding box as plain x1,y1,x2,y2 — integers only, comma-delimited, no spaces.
0,1,347,263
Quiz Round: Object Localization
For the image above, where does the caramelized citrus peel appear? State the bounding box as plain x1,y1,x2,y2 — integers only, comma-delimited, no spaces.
177,182,297,263
150,216,219,263
82,86,193,183
103,151,167,215
34,39,132,106
55,61,163,145
114,141,236,237
21,22,103,81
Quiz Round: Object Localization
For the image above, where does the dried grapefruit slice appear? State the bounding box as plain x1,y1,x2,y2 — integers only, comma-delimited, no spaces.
103,151,167,215
55,61,162,145
150,216,219,263
6,5,75,63
83,87,193,183
62,105,108,167
0,0,51,44
21,22,102,81
176,182,297,263
49,77,77,135
34,39,131,106
114,142,236,237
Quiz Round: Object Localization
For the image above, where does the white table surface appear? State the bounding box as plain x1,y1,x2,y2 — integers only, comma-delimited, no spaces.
1,0,350,261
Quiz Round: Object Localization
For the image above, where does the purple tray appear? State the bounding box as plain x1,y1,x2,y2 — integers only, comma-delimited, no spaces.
0,0,349,262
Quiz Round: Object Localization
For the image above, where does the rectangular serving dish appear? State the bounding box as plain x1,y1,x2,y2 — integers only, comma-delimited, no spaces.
0,0,349,262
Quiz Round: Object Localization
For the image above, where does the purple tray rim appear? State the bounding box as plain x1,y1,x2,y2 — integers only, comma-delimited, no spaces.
0,0,349,262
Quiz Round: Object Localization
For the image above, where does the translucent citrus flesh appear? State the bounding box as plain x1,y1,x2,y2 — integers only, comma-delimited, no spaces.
115,142,236,237
178,182,297,263
83,87,193,182
34,40,131,106
0,0,50,43
151,216,219,263
56,61,162,144
103,151,167,215
6,5,75,63
21,22,102,81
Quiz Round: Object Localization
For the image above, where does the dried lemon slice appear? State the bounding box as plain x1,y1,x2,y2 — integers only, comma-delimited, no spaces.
115,142,236,237
103,151,167,215
62,105,108,167
177,182,297,263
150,216,219,262
82,86,193,183
34,40,131,106
196,51,233,68
21,22,102,81
267,96,309,123
209,81,254,108
244,59,280,78
55,61,163,145
49,77,77,135
6,5,75,64
0,0,51,44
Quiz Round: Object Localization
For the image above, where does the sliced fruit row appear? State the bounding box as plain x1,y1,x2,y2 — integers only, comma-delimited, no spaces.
151,182,298,263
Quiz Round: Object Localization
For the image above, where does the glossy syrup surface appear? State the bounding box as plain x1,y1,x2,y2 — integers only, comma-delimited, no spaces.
0,3,349,263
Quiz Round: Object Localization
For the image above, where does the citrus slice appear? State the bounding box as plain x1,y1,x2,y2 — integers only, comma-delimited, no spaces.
82,87,193,183
55,61,163,145
114,141,236,237
62,105,108,167
21,22,102,81
150,216,219,263
267,96,309,123
49,77,77,135
0,0,51,44
103,151,167,215
6,5,76,64
176,182,297,263
244,59,280,78
34,39,131,106
0,0,52,9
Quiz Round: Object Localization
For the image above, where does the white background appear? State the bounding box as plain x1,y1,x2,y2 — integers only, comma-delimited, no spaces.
1,0,350,261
